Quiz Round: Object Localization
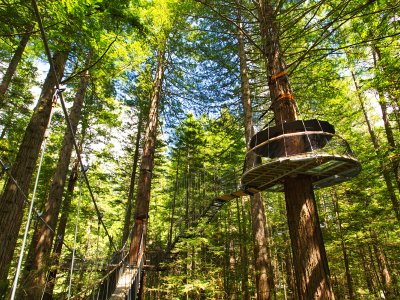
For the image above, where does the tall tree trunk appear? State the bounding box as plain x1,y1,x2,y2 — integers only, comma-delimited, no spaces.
283,239,296,299
351,71,400,221
235,197,249,300
251,193,272,300
122,112,143,245
129,49,165,266
167,160,179,249
331,191,355,300
185,154,190,229
44,160,79,299
387,94,400,131
368,244,384,295
138,270,146,300
236,8,272,299
264,204,276,299
370,230,395,299
184,153,190,299
0,50,68,293
358,242,377,297
256,1,335,298
0,25,33,107
227,207,236,300
22,64,89,299
372,46,400,195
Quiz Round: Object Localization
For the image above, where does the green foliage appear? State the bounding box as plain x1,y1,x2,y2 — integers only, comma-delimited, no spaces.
1,0,400,298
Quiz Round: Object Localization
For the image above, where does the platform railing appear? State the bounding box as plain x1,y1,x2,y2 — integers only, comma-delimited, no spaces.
246,131,356,161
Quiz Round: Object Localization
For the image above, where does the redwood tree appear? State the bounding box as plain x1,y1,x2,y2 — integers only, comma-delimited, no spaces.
129,48,166,265
0,50,68,294
256,0,335,298
0,25,33,106
22,63,89,299
237,11,272,299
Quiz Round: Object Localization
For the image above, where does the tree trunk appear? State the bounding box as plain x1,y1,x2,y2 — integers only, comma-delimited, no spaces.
284,177,334,299
0,50,68,293
138,270,146,300
331,191,355,300
44,160,79,300
387,93,400,131
227,207,236,299
122,112,143,245
0,25,33,107
372,46,400,196
167,160,179,249
251,193,272,299
368,244,384,295
236,8,271,299
257,1,335,298
358,242,377,296
284,239,296,299
235,197,249,300
351,71,400,221
22,64,89,299
370,230,395,299
185,154,190,229
129,48,165,266
264,206,276,300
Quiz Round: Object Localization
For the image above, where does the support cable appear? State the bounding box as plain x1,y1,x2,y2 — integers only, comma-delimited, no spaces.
0,156,82,257
67,172,83,300
31,0,117,252
10,90,58,300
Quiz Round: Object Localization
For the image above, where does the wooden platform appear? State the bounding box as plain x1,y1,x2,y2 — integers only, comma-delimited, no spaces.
241,153,361,192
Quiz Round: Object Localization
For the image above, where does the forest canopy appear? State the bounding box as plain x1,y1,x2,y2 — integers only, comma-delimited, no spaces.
0,0,399,299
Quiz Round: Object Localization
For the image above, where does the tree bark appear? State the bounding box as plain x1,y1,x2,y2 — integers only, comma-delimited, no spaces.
185,153,190,229
331,191,355,300
284,239,296,299
122,112,143,245
372,46,400,196
256,0,335,299
167,159,179,249
251,193,272,299
227,207,236,299
0,50,68,293
235,197,249,300
358,242,377,296
0,25,33,107
21,64,89,299
44,160,79,299
284,177,334,299
129,48,165,265
236,8,272,299
370,230,395,299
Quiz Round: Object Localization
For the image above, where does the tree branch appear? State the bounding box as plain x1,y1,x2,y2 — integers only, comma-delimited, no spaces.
61,37,117,84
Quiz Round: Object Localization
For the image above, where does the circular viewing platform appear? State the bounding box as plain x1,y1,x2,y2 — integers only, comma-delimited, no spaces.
241,119,361,192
